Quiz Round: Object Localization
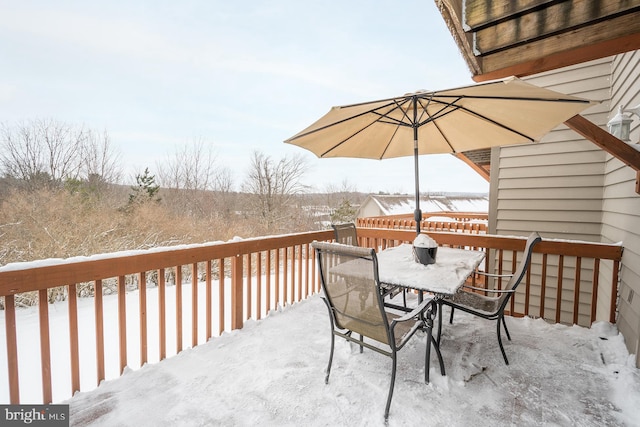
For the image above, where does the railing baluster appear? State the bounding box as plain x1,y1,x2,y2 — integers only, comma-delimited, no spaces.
497,249,504,289
5,294,20,404
266,250,272,313
206,260,212,340
524,262,532,317
38,289,52,403
297,244,303,302
556,255,564,323
118,275,127,374
610,260,620,324
94,279,105,385
176,266,183,353
246,254,252,321
283,247,289,306
573,257,582,324
158,269,166,360
540,254,548,319
289,246,296,304
68,283,80,395
304,244,310,298
591,259,600,323
509,250,518,314
257,252,263,319
231,254,243,330
218,258,225,336
139,272,147,366
275,249,280,308
192,262,198,347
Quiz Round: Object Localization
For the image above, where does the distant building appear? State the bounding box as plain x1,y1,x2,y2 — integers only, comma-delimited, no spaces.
355,192,489,218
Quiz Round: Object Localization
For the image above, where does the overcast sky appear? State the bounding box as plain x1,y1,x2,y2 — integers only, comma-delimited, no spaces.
0,0,489,194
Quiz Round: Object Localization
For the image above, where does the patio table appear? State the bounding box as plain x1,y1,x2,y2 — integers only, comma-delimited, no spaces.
375,244,485,297
327,244,485,298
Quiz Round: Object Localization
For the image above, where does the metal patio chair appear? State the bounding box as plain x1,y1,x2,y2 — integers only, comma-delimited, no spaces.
331,223,406,304
437,232,542,365
331,222,359,246
311,240,444,421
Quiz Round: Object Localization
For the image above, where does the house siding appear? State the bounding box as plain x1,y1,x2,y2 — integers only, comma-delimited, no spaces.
491,53,640,366
490,58,609,325
605,50,640,366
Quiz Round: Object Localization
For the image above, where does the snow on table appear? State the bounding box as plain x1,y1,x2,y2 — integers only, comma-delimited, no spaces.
376,244,485,295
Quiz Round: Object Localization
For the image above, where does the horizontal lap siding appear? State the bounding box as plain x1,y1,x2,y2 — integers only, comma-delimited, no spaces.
607,50,640,365
491,58,610,327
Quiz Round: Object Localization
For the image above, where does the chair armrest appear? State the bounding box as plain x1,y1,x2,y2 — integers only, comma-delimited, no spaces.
392,298,433,323
475,271,514,278
460,284,515,294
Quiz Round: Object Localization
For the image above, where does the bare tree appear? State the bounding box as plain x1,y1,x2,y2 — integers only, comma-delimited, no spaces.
156,138,220,191
156,138,235,218
83,129,122,184
0,119,121,188
242,150,308,233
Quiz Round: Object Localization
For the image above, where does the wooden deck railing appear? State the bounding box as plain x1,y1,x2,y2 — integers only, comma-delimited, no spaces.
0,230,334,405
357,212,488,234
0,228,622,405
356,228,623,326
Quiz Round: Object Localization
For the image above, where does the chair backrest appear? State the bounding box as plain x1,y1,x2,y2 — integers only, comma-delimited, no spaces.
311,241,391,345
499,232,542,309
331,223,359,246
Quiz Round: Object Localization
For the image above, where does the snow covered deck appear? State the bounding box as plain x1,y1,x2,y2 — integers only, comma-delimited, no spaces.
67,294,639,426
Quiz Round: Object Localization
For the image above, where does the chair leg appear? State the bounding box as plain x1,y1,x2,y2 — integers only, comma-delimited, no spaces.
384,353,397,421
449,306,455,324
326,331,335,383
323,299,336,384
431,335,446,377
496,318,509,365
426,305,445,383
425,335,446,384
436,302,443,346
425,324,432,384
359,334,364,353
502,315,511,341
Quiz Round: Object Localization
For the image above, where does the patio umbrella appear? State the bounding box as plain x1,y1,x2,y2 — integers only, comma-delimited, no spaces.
284,77,596,233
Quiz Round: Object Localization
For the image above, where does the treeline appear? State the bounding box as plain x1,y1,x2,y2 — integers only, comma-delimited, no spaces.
0,119,363,270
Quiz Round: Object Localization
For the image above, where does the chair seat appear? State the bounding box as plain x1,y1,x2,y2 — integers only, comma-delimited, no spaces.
337,307,421,347
447,290,501,315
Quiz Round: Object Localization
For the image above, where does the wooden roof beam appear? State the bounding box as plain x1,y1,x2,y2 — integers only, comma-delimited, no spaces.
565,114,640,193
453,153,491,181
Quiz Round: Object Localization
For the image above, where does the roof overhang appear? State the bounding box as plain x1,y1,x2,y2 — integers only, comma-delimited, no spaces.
436,0,640,82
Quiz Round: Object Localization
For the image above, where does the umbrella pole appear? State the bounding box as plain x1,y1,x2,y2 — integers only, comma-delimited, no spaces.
413,123,421,235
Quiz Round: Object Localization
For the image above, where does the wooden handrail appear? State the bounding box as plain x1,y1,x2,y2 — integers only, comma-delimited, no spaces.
0,227,623,405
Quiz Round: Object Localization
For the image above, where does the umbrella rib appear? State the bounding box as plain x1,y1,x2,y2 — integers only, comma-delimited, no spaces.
318,99,417,157
417,96,537,142
318,119,382,157
285,99,400,142
428,93,591,105
287,97,418,145
372,97,415,127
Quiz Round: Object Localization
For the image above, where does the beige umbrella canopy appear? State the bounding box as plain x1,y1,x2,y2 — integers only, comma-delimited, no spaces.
285,77,597,233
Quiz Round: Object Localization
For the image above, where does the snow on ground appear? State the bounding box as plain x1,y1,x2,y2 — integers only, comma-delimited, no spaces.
61,294,640,426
